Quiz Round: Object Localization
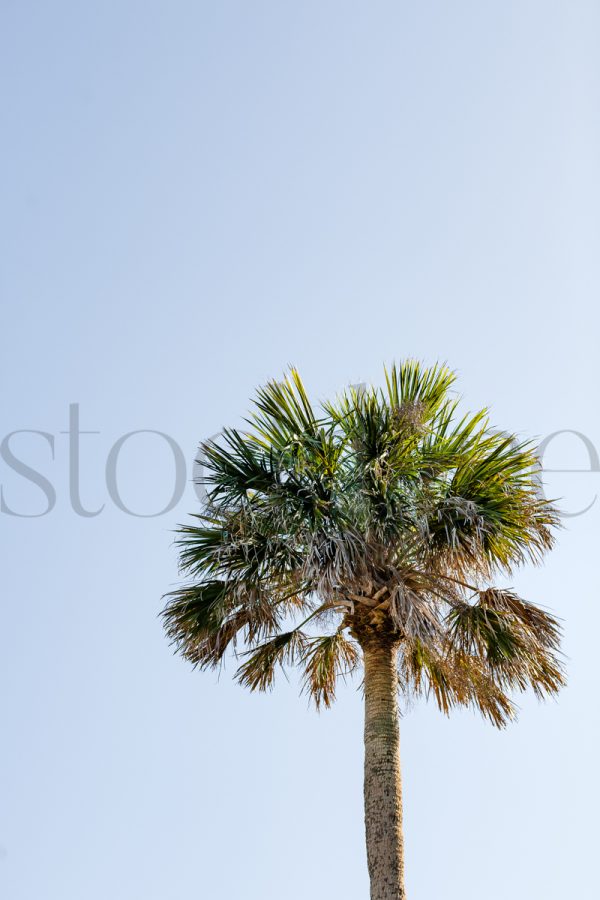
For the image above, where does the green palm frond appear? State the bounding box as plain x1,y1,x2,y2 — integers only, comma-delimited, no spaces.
384,360,456,418
162,580,231,666
478,588,561,647
162,580,292,669
162,580,228,641
425,434,558,578
446,591,564,698
249,369,321,450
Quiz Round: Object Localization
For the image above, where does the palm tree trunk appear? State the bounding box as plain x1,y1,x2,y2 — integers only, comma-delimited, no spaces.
362,641,406,900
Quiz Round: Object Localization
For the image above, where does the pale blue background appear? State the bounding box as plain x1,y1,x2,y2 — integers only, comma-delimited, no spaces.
1,2,599,898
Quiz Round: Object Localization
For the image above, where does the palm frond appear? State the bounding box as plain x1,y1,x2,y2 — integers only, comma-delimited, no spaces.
301,631,360,709
446,591,565,698
250,368,320,450
236,630,308,691
400,639,517,727
384,360,456,416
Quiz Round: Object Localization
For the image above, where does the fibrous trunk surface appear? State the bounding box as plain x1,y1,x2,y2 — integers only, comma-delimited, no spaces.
362,641,406,900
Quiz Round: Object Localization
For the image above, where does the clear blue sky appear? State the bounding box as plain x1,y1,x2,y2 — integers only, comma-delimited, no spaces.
1,3,599,898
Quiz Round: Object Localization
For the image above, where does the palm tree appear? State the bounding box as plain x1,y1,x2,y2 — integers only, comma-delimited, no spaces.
162,362,564,900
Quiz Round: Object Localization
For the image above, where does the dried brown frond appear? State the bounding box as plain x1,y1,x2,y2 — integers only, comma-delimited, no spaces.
235,630,308,692
301,632,361,709
400,639,518,728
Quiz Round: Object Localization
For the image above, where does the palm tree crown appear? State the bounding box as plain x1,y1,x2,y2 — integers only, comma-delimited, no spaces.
163,361,564,726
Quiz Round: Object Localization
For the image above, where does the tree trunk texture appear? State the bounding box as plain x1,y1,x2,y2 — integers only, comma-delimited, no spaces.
362,642,406,900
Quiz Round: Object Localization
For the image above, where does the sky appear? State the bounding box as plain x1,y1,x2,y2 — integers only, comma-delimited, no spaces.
1,2,599,898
